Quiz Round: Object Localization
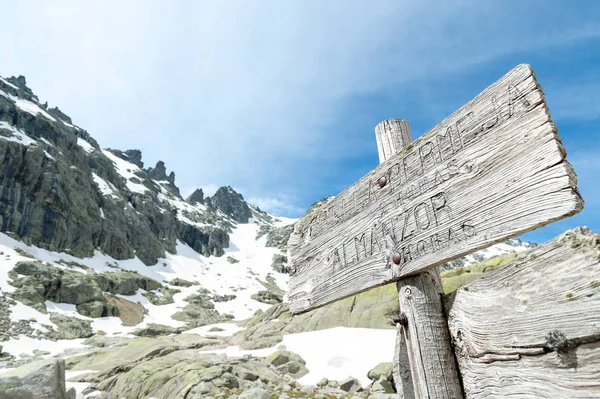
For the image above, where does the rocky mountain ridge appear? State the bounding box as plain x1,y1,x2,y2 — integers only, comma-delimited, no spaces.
0,75,284,267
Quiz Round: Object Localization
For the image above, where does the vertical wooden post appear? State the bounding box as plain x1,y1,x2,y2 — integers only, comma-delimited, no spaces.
374,119,463,399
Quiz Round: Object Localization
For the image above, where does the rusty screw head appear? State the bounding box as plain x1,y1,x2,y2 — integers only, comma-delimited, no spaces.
378,176,387,188
391,252,402,265
392,312,408,327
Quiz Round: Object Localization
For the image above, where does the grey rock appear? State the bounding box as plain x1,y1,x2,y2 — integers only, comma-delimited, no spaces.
271,253,290,274
0,359,70,399
251,290,282,305
131,324,184,337
47,107,72,124
171,289,233,328
317,377,329,387
238,388,271,399
47,313,93,339
265,224,294,251
76,300,107,318
186,188,204,204
367,362,393,382
167,277,193,287
235,367,259,381
371,377,395,394
339,376,361,392
206,186,252,223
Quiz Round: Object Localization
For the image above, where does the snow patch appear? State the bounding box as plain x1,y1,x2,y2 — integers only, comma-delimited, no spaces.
10,95,57,122
10,301,53,326
102,150,149,194
39,137,54,147
77,138,95,154
66,370,97,399
203,327,396,387
0,76,19,90
0,121,37,146
92,173,120,200
1,336,89,360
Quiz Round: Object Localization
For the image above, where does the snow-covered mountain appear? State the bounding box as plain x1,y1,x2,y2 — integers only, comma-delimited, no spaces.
0,74,538,398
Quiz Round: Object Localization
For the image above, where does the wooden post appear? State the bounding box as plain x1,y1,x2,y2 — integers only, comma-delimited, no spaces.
375,118,463,399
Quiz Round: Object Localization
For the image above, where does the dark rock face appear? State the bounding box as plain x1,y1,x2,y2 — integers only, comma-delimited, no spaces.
178,224,229,257
47,107,72,124
7,75,38,101
207,186,253,223
186,188,204,204
146,160,172,183
0,75,239,265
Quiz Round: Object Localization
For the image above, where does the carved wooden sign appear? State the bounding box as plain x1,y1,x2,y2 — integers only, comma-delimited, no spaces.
288,64,584,315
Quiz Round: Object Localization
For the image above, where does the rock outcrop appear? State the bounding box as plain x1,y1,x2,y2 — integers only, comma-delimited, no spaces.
207,186,253,223
0,359,75,399
0,75,275,266
7,261,162,319
186,188,204,204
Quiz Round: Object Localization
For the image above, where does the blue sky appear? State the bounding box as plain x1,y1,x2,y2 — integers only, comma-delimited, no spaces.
0,1,598,244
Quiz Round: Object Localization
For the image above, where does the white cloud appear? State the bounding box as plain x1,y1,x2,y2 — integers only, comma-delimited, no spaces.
247,194,304,217
0,0,598,220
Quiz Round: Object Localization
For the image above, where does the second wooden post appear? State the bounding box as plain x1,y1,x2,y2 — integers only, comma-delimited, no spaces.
374,118,464,399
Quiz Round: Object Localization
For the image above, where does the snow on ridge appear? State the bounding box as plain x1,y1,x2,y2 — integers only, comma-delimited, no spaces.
4,92,57,122
0,121,37,146
0,77,19,91
77,137,95,154
43,150,55,160
155,180,211,228
39,137,54,147
102,150,149,194
92,173,120,200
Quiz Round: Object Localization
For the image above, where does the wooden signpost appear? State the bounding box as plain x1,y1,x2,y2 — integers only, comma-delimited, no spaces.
288,64,587,398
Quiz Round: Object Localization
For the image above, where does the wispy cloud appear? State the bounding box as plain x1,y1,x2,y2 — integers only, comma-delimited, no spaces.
247,194,305,216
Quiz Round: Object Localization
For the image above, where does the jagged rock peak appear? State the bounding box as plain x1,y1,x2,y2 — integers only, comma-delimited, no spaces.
105,149,144,169
186,188,204,204
146,160,175,185
207,186,253,223
7,75,38,100
123,149,144,169
47,107,72,124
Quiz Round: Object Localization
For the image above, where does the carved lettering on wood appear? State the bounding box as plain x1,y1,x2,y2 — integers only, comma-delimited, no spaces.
288,64,584,314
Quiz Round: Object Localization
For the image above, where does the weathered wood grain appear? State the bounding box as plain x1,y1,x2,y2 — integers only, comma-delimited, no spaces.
375,118,461,398
393,326,416,399
289,64,583,314
446,227,600,398
373,118,419,398
399,272,464,398
375,118,411,164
